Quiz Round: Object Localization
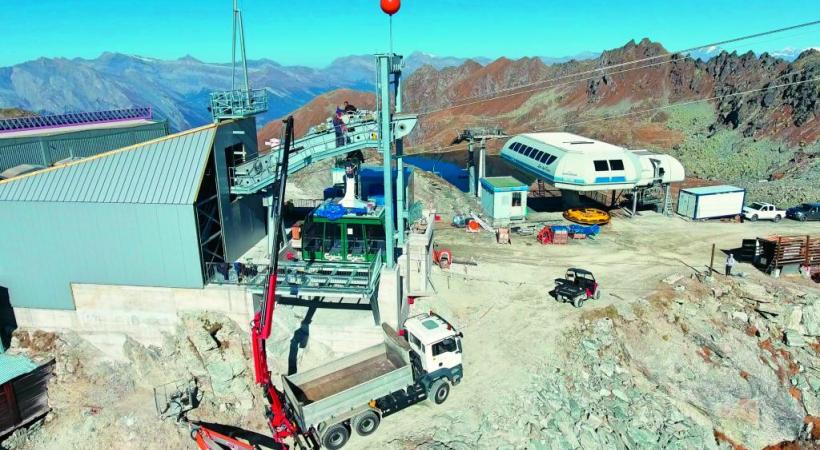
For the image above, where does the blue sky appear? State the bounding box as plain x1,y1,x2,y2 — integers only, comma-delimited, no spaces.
2,0,818,67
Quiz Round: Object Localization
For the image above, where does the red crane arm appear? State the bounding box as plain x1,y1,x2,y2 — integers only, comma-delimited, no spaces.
250,116,301,444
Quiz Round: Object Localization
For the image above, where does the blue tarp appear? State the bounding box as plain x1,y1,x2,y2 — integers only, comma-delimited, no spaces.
315,203,369,221
568,224,600,236
315,203,346,220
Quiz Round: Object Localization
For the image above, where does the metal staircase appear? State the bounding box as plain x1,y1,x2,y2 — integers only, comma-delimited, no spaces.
661,184,673,215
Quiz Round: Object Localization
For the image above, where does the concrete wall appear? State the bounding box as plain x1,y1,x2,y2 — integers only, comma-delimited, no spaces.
13,283,253,360
0,202,203,311
212,118,267,262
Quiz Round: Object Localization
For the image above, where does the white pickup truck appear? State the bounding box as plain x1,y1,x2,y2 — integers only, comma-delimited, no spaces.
742,202,786,222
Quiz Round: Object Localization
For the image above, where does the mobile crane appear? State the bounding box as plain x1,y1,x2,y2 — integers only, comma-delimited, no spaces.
191,116,464,450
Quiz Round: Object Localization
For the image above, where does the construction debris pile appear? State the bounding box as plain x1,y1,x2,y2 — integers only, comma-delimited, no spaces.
370,270,820,450
1,313,269,450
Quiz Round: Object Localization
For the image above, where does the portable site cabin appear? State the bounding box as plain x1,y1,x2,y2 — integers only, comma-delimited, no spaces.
676,185,746,220
480,176,529,226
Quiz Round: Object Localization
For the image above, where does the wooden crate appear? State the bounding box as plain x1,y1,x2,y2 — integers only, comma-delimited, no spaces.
758,235,820,272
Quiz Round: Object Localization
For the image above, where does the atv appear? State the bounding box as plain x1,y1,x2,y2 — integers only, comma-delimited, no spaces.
553,268,600,308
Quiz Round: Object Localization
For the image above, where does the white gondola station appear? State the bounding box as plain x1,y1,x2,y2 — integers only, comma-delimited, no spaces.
499,132,685,214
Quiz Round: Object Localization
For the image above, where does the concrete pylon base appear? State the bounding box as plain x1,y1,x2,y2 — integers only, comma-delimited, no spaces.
375,263,404,330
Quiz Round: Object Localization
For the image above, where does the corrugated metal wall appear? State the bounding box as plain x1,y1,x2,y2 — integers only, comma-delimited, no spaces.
0,202,203,310
0,121,169,172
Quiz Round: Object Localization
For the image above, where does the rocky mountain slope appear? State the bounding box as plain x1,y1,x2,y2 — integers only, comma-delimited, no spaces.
403,39,819,148
396,39,819,204
256,89,375,151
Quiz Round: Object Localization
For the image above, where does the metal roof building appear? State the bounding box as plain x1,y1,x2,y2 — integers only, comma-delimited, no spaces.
0,118,266,311
0,108,169,173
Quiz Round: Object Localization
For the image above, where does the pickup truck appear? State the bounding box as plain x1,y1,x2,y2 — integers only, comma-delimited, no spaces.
282,313,464,449
742,202,786,222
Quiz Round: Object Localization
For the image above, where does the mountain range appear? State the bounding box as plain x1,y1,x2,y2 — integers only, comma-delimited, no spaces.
0,51,601,131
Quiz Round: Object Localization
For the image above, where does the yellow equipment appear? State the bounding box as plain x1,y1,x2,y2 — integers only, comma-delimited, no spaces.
563,208,611,225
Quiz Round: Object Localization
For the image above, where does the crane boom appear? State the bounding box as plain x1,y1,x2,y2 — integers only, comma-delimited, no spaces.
251,115,300,443
192,116,303,450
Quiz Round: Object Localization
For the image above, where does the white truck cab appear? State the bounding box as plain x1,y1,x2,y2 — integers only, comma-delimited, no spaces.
743,202,785,222
403,312,464,403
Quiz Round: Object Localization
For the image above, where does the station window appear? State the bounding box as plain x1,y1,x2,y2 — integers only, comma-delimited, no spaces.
609,159,625,170
594,160,609,171
512,192,522,207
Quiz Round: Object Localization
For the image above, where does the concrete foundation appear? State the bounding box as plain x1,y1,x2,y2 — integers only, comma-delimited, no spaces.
405,213,435,297
14,283,254,360
375,264,403,329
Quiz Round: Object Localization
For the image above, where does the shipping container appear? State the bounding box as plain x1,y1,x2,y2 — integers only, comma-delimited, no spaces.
676,185,746,220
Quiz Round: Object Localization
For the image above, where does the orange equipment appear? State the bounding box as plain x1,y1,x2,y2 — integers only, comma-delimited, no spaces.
432,244,452,269
563,208,611,225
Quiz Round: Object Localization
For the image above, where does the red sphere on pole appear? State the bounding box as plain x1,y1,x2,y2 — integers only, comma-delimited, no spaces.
381,0,400,15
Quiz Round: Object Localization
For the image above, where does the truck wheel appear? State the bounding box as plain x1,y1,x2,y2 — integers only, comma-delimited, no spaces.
322,424,350,450
751,214,758,222
595,290,601,300
800,215,807,222
352,410,380,437
430,379,450,405
573,297,582,308
774,215,782,222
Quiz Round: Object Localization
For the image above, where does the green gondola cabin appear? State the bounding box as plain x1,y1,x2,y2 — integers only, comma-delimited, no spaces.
301,205,386,262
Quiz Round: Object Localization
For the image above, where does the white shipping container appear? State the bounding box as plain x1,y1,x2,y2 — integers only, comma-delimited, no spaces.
676,185,746,220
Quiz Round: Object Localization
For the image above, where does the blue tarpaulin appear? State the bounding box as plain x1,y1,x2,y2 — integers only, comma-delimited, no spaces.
568,224,600,236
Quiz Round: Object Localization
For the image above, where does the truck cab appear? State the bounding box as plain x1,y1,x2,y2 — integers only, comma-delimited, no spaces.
403,312,464,403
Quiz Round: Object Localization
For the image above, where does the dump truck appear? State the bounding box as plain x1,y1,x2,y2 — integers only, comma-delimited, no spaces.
282,313,464,450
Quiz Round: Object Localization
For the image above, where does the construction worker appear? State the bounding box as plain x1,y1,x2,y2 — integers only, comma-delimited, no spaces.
343,101,357,113
332,109,346,148
725,253,736,276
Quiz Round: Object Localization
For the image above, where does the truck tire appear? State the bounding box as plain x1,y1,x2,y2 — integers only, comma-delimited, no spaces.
573,297,582,308
595,289,601,300
751,214,758,222
322,424,350,450
352,410,380,437
430,379,450,405
774,215,782,222
800,215,807,222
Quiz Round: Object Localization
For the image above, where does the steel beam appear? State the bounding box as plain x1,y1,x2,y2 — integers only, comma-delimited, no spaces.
395,69,406,246
378,55,396,268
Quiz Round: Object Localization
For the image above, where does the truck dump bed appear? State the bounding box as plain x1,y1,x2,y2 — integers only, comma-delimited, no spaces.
282,325,413,430
294,352,405,403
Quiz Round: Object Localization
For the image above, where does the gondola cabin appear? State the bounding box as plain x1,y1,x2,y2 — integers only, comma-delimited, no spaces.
500,132,684,191
301,203,386,262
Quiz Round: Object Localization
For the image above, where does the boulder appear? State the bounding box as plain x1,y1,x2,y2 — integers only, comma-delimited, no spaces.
802,301,820,336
